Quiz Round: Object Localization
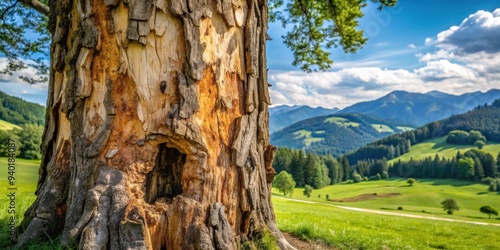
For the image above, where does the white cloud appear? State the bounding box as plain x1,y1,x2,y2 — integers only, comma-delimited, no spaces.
269,9,500,109
435,9,500,54
0,58,48,105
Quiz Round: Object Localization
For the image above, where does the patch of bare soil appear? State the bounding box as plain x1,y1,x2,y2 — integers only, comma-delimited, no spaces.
330,193,401,202
283,233,334,250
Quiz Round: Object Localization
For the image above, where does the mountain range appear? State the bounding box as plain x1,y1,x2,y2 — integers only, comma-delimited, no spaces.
340,89,500,126
269,105,339,133
269,89,500,155
270,113,411,156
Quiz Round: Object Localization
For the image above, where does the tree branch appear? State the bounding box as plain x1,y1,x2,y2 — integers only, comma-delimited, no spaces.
19,0,49,16
0,0,20,21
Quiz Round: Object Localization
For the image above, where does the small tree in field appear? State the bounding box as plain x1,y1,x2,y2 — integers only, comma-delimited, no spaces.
303,185,313,198
441,199,460,215
273,171,296,197
480,206,498,219
407,178,416,186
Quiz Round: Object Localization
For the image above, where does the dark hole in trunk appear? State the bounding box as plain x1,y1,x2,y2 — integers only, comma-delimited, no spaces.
145,144,186,204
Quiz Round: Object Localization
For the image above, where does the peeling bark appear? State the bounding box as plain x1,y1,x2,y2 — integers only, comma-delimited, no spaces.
17,0,293,249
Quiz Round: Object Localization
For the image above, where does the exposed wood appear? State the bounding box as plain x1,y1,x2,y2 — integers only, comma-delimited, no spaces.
17,0,294,249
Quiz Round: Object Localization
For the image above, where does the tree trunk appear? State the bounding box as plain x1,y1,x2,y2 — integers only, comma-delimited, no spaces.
17,0,292,249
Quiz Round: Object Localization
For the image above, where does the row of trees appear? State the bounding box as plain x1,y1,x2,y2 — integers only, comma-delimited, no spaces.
273,147,352,188
0,91,45,126
446,130,486,146
0,124,43,159
387,149,499,181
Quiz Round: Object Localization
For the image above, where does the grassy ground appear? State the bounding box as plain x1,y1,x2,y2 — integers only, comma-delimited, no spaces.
273,178,500,224
293,129,325,146
273,197,499,250
325,117,360,127
371,124,394,133
3,157,500,249
389,136,500,164
396,126,414,132
0,119,21,131
0,157,39,248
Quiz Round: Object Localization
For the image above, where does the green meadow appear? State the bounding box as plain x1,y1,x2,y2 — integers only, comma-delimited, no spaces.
2,157,500,249
273,178,500,224
0,157,39,248
0,119,21,131
389,136,500,164
273,197,499,250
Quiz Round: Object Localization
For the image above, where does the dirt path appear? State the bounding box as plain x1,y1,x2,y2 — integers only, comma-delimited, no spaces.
275,196,500,227
283,233,332,250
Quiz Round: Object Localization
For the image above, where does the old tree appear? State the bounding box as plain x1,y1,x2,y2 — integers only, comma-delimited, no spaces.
1,0,395,248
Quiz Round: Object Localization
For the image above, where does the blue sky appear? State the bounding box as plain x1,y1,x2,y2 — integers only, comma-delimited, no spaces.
1,1,500,109
267,0,500,108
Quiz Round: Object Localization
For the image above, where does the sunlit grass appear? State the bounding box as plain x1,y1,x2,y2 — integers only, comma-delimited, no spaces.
389,136,500,163
273,197,499,250
0,119,21,131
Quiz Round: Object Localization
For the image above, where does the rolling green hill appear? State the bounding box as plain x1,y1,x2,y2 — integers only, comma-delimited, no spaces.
269,105,339,133
389,136,500,164
273,178,500,249
271,113,410,156
0,119,21,131
0,91,45,126
346,99,500,165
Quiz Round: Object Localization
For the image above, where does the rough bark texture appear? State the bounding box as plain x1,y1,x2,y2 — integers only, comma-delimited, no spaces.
17,0,292,249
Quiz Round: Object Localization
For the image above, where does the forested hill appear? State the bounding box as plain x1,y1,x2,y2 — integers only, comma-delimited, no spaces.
0,91,45,125
270,113,410,156
345,99,500,165
269,105,339,133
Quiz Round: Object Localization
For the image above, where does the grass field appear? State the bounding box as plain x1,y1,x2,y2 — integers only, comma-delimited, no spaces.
396,126,414,132
0,157,39,248
3,157,500,249
293,129,325,146
372,124,394,133
325,117,360,127
0,119,21,131
273,178,500,224
273,197,499,250
389,136,500,164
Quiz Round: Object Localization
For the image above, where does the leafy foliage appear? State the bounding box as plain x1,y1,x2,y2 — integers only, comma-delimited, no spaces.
479,206,498,219
0,91,45,126
273,171,296,196
303,185,313,198
406,178,415,186
0,0,50,83
0,124,43,159
441,199,460,215
269,0,396,71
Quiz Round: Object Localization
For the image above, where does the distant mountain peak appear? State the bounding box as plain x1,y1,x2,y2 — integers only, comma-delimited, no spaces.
340,89,500,126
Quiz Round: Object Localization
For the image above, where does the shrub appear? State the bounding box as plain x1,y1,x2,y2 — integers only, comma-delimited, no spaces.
407,178,416,186
381,171,389,179
474,140,486,149
303,185,313,198
326,194,329,200
441,199,460,215
397,206,403,210
480,206,499,219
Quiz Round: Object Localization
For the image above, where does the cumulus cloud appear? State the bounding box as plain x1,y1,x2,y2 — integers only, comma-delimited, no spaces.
435,9,500,54
0,58,48,105
269,9,500,109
